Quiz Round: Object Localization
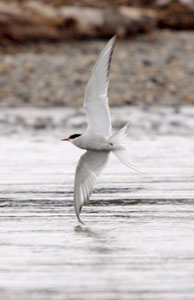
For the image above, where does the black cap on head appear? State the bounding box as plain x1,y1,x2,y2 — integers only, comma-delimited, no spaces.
69,134,81,139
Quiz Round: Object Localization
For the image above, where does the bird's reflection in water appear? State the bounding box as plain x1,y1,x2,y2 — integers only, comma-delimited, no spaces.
74,224,99,237
74,225,113,254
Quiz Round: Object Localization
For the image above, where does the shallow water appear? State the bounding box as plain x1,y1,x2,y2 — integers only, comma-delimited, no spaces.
0,107,194,300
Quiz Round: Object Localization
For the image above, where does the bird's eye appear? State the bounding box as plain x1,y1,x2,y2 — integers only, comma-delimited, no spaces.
109,143,113,146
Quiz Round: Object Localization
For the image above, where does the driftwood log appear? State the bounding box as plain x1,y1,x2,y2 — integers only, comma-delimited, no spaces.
157,0,194,29
0,0,193,44
0,1,156,42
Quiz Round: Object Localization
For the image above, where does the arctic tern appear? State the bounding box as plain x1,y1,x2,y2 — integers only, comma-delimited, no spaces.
62,36,139,224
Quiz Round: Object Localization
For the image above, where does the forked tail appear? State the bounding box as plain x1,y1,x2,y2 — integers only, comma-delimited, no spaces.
113,150,143,174
109,122,130,147
110,123,143,174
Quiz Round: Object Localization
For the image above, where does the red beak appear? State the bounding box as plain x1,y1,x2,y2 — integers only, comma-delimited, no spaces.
61,138,69,141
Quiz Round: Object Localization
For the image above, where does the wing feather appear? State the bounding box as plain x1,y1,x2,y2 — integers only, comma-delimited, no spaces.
84,36,116,137
74,150,109,224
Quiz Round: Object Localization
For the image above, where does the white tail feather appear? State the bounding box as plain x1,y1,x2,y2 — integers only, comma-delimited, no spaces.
113,150,144,174
110,122,144,174
109,122,130,146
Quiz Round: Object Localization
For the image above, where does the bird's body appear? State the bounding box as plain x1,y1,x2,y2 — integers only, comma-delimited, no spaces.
62,36,139,224
72,133,124,151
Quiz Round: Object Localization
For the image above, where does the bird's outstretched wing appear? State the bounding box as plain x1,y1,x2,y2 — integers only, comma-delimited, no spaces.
74,150,109,224
84,36,116,138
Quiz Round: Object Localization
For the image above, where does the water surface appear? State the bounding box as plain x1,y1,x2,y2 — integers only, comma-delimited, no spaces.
0,107,194,300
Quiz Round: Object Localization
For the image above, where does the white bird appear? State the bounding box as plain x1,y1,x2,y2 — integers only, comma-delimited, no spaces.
62,36,139,224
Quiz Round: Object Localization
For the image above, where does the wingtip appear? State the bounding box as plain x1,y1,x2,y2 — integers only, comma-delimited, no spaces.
111,35,117,45
77,214,85,225
112,35,117,40
107,35,117,48
75,206,85,225
106,35,117,80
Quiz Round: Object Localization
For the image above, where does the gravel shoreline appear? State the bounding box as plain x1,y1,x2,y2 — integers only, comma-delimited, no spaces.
0,30,194,107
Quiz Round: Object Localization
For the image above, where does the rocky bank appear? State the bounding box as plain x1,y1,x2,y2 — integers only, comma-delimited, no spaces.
0,30,193,107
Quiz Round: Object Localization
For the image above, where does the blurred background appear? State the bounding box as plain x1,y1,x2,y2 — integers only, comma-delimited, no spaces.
0,0,194,109
1,2,194,300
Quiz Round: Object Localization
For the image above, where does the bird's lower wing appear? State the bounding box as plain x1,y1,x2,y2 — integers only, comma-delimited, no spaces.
74,150,109,224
